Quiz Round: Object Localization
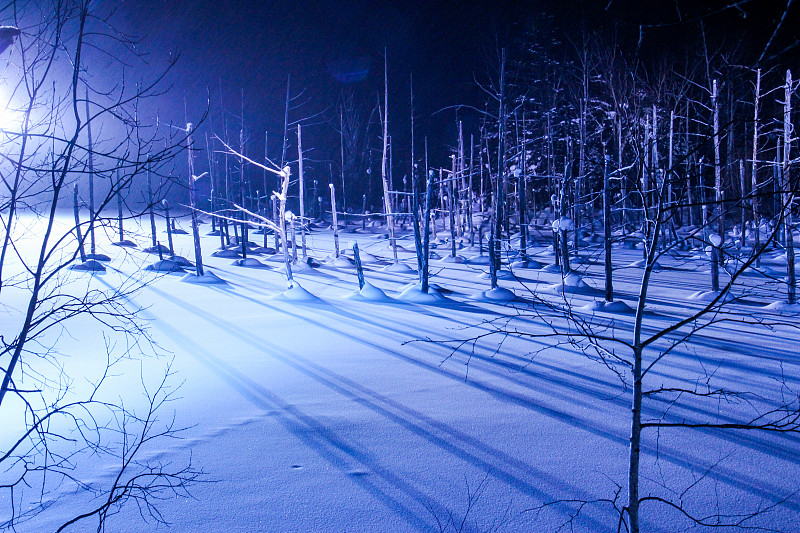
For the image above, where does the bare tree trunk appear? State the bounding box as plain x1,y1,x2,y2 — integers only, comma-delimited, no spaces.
739,159,746,246
783,69,796,304
278,167,293,284
422,143,433,293
604,151,613,302
449,158,457,258
497,48,507,247
116,169,124,242
147,165,157,248
187,123,204,276
628,344,643,533
752,69,761,264
713,79,724,241
239,93,248,260
519,114,528,258
85,89,97,257
627,201,663,533
468,134,475,246
272,195,279,251
617,117,626,230
352,242,365,289
380,53,397,263
163,200,173,253
206,132,217,235
330,183,340,258
297,124,307,259
73,184,86,262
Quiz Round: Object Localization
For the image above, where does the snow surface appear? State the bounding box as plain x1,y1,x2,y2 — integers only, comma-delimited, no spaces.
3,213,800,532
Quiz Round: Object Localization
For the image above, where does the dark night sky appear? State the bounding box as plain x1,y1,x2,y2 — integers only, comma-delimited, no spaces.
114,0,524,171
109,0,797,181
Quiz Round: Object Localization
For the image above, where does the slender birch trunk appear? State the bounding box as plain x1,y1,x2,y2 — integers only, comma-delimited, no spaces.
187,123,204,276
713,79,724,241
783,69,796,304
752,69,761,262
297,124,307,259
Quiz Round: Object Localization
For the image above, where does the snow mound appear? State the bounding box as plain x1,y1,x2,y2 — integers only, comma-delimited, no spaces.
466,255,491,265
762,301,800,313
180,271,226,284
628,259,662,269
354,250,381,263
511,258,544,269
85,252,111,262
540,263,563,273
545,272,597,294
111,239,138,248
345,281,392,302
233,257,267,268
330,256,355,268
471,287,516,302
741,264,783,276
580,299,634,313
276,281,320,302
397,283,449,304
438,255,466,264
478,269,516,281
275,260,317,276
170,255,194,267
252,246,276,255
264,253,289,263
69,259,106,272
687,290,735,303
144,259,185,273
383,262,414,274
382,243,409,253
142,244,172,255
211,249,241,259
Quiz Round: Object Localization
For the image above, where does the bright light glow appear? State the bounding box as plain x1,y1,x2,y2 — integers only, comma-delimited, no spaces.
0,84,24,132
0,104,23,130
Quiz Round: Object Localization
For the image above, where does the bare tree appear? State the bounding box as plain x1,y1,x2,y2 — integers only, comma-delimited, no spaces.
1,2,201,529
421,27,800,533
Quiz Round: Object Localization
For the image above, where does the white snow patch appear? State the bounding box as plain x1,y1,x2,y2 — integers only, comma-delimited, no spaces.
233,257,267,268
544,272,597,294
471,287,516,302
329,256,355,268
274,281,320,302
540,263,563,273
144,259,185,273
397,283,449,303
180,271,226,284
762,301,800,313
345,281,392,302
580,300,634,314
383,261,415,274
70,259,107,272
466,255,491,265
687,290,735,302
478,269,516,281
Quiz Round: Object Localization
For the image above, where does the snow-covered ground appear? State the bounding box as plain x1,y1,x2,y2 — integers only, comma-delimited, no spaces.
3,213,800,532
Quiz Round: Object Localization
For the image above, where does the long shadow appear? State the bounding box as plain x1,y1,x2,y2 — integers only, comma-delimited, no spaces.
140,307,440,531
220,281,800,454
101,260,800,520
149,283,800,512
397,302,800,457
139,286,621,526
